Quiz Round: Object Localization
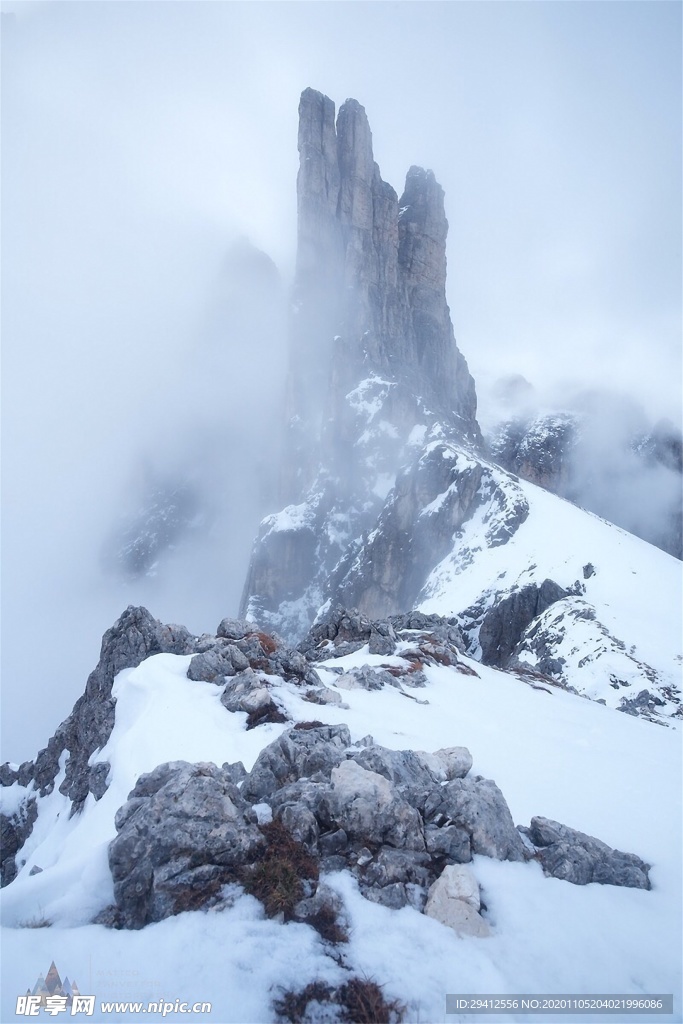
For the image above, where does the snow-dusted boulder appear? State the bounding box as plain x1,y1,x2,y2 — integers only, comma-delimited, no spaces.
187,645,248,683
107,761,264,929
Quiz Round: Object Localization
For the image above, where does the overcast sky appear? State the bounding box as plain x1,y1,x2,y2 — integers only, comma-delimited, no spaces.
2,1,681,762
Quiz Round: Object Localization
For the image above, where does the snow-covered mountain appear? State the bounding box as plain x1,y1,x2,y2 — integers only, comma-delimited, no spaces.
2,89,681,1024
242,89,681,724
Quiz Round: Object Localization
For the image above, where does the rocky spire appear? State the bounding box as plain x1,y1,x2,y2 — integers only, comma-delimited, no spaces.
283,88,479,500
242,89,481,637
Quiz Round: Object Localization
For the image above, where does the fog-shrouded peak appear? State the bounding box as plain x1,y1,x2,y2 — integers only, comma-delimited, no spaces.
242,89,482,637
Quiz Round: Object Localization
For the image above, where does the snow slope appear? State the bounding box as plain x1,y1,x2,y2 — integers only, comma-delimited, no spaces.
418,457,682,717
2,648,681,1023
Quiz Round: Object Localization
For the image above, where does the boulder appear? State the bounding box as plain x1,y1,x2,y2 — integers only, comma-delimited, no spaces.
524,816,651,889
216,617,258,641
336,667,398,691
424,864,490,937
220,669,276,715
108,761,264,929
326,760,425,851
425,776,527,862
348,743,469,812
241,724,351,803
303,685,347,708
187,650,235,683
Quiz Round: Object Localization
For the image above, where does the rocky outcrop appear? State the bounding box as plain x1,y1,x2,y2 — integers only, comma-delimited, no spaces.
34,606,194,812
477,579,568,667
98,718,651,931
299,605,465,663
0,606,196,885
0,607,196,884
1,796,37,887
0,606,331,887
289,90,479,490
489,414,577,493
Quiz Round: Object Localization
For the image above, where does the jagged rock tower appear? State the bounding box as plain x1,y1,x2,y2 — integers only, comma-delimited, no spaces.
241,88,481,637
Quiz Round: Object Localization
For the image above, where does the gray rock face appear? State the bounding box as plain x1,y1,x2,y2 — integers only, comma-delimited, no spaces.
524,816,651,889
348,743,471,814
108,761,264,929
478,580,568,667
425,776,528,862
241,724,352,803
490,414,577,493
335,444,486,619
327,760,425,852
289,91,480,476
1,796,37,887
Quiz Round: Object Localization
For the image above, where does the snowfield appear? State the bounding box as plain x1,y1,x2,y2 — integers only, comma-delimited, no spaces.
2,648,681,1023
